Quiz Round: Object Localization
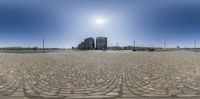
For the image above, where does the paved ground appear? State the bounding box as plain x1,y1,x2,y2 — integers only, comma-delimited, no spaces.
1,96,200,99
0,50,200,99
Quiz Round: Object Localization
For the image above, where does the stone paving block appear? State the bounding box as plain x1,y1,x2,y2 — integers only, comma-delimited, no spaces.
106,92,119,96
67,95,113,99
121,93,138,98
11,91,25,96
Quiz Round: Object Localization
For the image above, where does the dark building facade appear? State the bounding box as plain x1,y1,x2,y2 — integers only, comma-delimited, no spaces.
96,37,107,50
78,42,85,50
84,37,95,50
77,37,107,50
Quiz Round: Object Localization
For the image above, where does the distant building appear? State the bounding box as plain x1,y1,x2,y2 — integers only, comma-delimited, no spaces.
78,42,85,50
76,37,107,50
84,37,95,50
96,37,107,50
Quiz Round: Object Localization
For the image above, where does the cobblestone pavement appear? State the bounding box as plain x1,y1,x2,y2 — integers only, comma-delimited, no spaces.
0,51,200,99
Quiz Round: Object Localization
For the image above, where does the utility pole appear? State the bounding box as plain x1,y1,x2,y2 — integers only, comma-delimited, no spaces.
194,40,196,48
116,42,119,50
43,38,45,49
133,40,135,47
164,41,166,49
116,42,119,47
63,45,65,50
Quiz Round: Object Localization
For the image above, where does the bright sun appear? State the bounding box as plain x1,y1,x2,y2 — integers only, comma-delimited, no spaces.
96,18,105,25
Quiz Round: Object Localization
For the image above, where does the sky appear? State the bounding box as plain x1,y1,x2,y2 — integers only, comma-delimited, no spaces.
0,0,200,48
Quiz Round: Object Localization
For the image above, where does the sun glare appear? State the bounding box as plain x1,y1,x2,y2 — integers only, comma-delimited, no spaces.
95,18,105,25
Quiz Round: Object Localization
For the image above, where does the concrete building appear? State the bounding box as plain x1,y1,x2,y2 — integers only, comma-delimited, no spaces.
84,37,95,50
96,37,107,50
78,42,85,50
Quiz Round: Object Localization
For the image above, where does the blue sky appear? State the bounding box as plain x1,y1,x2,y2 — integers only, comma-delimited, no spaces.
0,0,200,48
